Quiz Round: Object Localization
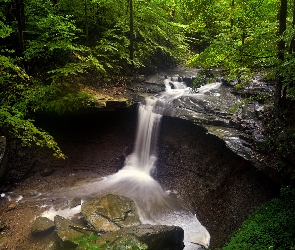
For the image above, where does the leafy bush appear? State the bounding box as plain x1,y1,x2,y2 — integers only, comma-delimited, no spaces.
0,107,65,159
222,187,295,250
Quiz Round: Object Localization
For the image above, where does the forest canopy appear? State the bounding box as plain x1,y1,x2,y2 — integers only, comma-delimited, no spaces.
0,0,295,158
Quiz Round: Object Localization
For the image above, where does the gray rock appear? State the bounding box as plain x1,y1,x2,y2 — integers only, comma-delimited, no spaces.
31,217,55,235
44,241,61,250
81,194,141,232
0,136,8,182
107,234,148,249
143,74,165,85
100,224,184,250
69,197,81,208
54,215,89,249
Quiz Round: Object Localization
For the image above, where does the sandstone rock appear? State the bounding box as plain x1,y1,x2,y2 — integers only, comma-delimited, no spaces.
100,224,184,250
31,217,54,235
81,194,141,232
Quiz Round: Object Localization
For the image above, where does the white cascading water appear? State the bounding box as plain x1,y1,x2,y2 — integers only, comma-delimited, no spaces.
124,97,162,174
41,76,223,249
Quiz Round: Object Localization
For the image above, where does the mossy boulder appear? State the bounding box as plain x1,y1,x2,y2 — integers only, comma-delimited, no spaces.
81,194,141,232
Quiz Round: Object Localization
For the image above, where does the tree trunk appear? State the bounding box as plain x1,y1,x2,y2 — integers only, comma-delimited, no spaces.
15,0,25,56
291,0,295,88
230,0,234,32
129,0,134,73
275,0,287,114
290,0,295,54
84,0,89,46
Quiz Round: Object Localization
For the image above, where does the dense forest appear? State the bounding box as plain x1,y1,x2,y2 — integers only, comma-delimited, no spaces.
0,0,295,249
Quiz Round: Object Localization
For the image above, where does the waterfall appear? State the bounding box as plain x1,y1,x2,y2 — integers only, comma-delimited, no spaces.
98,77,212,249
124,98,162,174
44,75,222,249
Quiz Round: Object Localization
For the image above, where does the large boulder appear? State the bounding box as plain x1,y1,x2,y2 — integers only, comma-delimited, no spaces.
100,224,184,250
81,194,141,232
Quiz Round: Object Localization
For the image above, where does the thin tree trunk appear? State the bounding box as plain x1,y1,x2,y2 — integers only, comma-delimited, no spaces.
291,0,295,88
129,0,134,73
85,0,89,46
275,0,287,114
15,0,25,56
290,0,295,54
230,0,234,32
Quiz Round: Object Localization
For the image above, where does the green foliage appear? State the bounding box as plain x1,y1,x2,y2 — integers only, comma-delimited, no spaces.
0,51,93,158
73,234,109,250
190,69,215,93
228,98,251,114
222,187,295,250
25,13,80,60
186,0,279,83
131,1,188,68
0,0,190,159
0,107,65,159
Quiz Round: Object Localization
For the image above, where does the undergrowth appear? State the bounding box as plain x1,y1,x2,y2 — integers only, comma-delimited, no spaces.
221,187,295,250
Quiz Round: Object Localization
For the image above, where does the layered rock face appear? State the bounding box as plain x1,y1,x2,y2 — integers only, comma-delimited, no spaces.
157,116,278,248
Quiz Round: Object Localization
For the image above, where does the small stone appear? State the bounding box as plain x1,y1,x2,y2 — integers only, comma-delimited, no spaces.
7,204,17,210
0,233,8,248
31,217,55,235
69,197,81,208
40,167,54,177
